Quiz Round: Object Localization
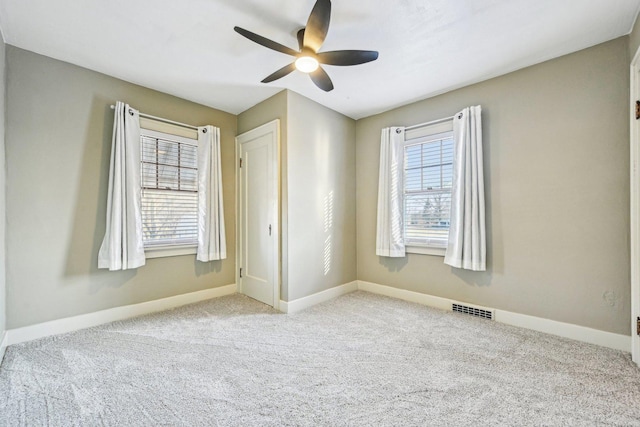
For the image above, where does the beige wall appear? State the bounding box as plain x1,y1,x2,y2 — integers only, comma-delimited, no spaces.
630,16,640,60
356,37,631,335
2,34,632,333
0,37,5,337
286,91,356,301
237,91,290,299
5,46,237,329
238,90,356,301
237,89,288,134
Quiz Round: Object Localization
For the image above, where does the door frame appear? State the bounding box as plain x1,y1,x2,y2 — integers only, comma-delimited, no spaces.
235,119,281,310
630,48,640,365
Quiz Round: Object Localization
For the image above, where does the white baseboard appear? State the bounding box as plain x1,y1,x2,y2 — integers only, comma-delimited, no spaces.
6,284,237,346
3,279,630,353
358,280,452,311
280,281,358,314
357,281,630,352
494,309,630,352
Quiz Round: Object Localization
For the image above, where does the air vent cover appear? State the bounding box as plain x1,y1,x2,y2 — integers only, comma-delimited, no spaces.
452,303,494,320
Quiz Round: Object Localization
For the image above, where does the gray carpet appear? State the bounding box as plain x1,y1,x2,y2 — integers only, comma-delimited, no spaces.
1,291,639,426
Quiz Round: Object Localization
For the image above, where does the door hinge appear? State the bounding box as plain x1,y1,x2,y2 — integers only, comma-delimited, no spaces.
239,268,242,278
637,317,640,336
636,101,640,120
269,224,272,236
239,158,243,168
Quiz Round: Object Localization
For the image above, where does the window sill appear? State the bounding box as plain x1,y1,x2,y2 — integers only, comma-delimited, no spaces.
145,245,197,259
406,246,446,257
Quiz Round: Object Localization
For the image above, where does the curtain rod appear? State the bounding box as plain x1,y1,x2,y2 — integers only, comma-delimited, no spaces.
404,115,456,131
110,105,198,131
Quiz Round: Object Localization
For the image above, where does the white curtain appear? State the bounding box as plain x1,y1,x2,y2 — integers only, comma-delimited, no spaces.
98,101,146,271
376,127,406,257
197,125,227,261
444,106,486,271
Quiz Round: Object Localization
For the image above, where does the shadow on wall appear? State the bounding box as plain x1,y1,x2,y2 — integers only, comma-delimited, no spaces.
194,258,223,276
481,108,503,277
64,98,137,291
378,255,409,272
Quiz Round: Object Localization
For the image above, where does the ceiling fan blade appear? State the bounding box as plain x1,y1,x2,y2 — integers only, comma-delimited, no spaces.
234,26,299,57
296,28,305,51
310,66,334,92
303,0,331,52
317,50,379,66
261,63,297,83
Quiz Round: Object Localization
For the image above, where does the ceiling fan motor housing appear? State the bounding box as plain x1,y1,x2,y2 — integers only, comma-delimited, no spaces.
233,0,378,92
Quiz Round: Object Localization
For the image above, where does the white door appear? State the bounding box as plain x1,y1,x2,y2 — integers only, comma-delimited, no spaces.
236,120,279,308
631,57,640,366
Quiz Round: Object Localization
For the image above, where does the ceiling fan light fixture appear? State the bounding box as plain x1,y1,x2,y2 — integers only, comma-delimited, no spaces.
234,0,378,91
295,56,319,73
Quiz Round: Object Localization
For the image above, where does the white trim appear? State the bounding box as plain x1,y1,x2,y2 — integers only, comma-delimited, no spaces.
235,128,240,296
405,118,454,140
1,279,630,354
145,245,197,259
402,122,453,251
357,281,630,352
236,120,281,310
5,284,236,346
405,246,446,256
280,281,358,314
0,331,7,366
140,127,197,146
139,121,198,141
631,47,640,366
358,281,451,311
495,310,629,352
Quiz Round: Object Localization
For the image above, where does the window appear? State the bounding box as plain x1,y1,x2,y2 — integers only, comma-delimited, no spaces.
403,120,454,254
140,127,199,257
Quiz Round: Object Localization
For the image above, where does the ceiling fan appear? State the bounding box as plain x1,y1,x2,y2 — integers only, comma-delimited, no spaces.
234,0,378,92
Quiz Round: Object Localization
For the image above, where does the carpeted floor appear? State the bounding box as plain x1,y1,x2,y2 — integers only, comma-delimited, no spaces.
1,291,639,426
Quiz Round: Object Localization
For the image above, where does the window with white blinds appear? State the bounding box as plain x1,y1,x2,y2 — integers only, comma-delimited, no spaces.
404,124,454,248
140,129,198,248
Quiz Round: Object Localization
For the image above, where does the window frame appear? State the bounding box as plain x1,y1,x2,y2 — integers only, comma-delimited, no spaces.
139,127,199,259
403,119,454,256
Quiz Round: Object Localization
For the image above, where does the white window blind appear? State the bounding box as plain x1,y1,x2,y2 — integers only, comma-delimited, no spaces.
140,129,198,248
404,128,454,248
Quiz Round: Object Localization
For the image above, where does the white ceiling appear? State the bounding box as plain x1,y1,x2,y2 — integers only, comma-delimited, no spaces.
0,0,639,119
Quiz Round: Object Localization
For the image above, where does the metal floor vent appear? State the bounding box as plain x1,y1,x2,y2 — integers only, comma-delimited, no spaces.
452,303,494,320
